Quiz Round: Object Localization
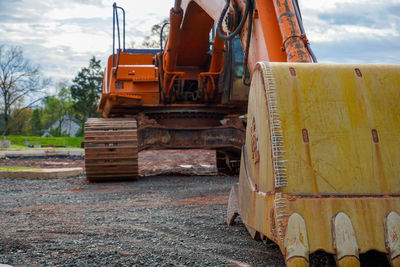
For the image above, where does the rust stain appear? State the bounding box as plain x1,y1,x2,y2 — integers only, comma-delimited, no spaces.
355,68,363,77
285,194,298,201
274,0,311,62
302,128,309,143
250,117,260,166
289,67,296,77
270,208,277,241
374,144,391,194
372,129,379,143
304,142,319,194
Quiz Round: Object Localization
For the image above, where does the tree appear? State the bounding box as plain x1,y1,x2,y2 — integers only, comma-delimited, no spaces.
42,84,75,137
30,108,42,136
0,45,49,135
41,96,61,136
142,19,169,49
70,57,103,121
8,108,32,135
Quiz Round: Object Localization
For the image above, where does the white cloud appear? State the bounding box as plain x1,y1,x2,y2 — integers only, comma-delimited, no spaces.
46,5,109,20
0,0,174,82
298,0,400,62
0,0,399,84
308,23,399,43
43,31,110,53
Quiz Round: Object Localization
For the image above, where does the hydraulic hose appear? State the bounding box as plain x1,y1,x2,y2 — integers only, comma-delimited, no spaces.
217,0,252,41
294,0,302,20
160,22,170,51
242,0,253,86
292,0,318,62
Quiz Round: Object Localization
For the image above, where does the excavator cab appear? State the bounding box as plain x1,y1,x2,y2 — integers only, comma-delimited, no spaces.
219,36,250,106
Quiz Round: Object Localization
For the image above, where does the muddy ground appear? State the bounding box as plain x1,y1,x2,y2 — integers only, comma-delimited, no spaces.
0,150,216,176
0,150,285,266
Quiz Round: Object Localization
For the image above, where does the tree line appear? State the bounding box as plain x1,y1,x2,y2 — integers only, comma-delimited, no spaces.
0,45,103,137
0,20,168,137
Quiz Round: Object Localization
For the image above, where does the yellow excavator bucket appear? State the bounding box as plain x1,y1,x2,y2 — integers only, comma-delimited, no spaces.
228,62,400,266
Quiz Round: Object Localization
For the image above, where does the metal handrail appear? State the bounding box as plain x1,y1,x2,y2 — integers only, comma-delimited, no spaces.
112,3,126,76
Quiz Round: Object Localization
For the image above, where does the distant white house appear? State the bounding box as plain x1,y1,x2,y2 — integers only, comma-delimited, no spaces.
42,115,81,137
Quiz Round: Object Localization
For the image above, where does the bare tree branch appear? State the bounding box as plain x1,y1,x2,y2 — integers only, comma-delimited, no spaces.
0,45,50,135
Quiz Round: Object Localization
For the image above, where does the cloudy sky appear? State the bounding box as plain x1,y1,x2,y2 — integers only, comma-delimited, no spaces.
1,0,399,86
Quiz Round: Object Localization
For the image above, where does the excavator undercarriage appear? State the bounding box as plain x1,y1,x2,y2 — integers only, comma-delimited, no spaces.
84,0,400,265
84,106,245,181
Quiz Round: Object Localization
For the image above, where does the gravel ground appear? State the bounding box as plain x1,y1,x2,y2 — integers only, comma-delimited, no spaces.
0,173,285,266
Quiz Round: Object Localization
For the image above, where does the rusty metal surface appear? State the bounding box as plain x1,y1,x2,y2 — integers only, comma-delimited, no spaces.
84,112,245,180
136,109,245,154
84,118,139,182
231,62,400,265
143,107,231,128
138,125,244,152
272,0,311,62
85,108,245,181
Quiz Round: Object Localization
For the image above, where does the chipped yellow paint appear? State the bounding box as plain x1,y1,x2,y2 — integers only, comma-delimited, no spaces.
237,62,400,260
271,63,400,195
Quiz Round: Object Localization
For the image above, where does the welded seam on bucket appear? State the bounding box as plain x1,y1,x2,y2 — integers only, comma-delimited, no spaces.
275,192,289,242
260,62,289,243
260,62,288,188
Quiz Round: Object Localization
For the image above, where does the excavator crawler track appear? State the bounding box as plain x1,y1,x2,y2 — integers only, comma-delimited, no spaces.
84,118,138,182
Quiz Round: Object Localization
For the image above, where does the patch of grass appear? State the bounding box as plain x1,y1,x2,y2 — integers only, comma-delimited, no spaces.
0,166,42,172
9,144,26,149
3,136,84,148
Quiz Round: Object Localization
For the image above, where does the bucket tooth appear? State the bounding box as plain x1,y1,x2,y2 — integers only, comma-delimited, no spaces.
245,224,261,241
385,211,400,266
260,233,273,245
226,183,240,226
284,213,309,266
333,212,360,267
233,62,400,265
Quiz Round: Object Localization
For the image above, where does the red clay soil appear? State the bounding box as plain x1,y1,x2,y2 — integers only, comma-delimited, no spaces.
0,158,84,169
0,150,217,176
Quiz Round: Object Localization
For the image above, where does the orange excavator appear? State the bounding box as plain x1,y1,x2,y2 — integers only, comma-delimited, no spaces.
85,0,400,266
